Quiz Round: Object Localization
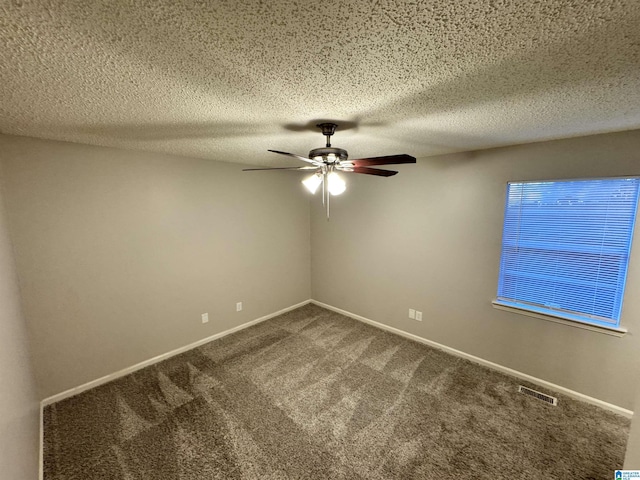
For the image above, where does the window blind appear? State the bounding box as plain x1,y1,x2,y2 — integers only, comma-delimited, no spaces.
496,177,640,328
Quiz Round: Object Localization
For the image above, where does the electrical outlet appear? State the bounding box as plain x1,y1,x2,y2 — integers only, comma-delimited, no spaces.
415,311,423,321
409,309,416,319
236,302,243,312
201,313,209,324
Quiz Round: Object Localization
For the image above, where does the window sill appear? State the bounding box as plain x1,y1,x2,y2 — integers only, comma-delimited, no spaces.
491,300,628,337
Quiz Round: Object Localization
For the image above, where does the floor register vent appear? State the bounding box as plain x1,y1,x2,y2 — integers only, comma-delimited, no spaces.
518,385,558,406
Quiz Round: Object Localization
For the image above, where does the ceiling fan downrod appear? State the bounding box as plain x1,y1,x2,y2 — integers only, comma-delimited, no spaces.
317,122,337,148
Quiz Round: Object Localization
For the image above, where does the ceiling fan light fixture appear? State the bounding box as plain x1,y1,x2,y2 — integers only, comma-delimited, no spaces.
328,172,346,196
302,173,323,194
248,122,416,219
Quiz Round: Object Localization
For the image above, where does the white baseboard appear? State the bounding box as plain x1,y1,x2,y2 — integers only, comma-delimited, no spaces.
311,300,634,418
40,299,311,407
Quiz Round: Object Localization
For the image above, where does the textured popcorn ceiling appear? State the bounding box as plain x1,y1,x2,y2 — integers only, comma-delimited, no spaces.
1,0,639,167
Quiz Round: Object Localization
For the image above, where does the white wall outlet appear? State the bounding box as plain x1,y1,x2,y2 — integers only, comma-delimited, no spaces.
415,311,423,321
236,302,243,312
201,313,209,324
409,309,416,319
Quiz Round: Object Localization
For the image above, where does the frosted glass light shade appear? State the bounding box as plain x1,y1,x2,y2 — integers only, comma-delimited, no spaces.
328,172,346,195
302,173,322,194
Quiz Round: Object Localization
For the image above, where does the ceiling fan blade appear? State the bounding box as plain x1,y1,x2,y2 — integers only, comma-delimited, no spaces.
242,166,318,171
344,166,398,177
268,150,321,166
349,154,416,167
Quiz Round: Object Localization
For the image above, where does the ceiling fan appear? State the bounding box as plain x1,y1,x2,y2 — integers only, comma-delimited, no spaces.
243,122,416,218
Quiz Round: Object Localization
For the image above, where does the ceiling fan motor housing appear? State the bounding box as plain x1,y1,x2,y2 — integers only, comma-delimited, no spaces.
308,147,348,164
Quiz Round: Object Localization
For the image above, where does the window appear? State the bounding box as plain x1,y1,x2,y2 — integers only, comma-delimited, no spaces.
495,177,640,329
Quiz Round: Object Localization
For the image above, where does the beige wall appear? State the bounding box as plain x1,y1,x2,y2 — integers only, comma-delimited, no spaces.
0,134,311,399
311,129,640,409
4,129,639,470
3,128,639,418
0,164,39,479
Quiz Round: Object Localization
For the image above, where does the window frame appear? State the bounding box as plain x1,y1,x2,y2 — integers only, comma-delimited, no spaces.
493,176,640,334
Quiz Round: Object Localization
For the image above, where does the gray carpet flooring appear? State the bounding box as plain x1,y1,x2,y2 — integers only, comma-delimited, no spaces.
44,303,630,479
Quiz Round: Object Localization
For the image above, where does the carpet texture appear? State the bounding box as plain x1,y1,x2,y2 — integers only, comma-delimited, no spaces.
44,304,630,479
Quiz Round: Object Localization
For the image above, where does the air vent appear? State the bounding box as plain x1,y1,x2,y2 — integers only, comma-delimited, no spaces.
518,385,558,406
